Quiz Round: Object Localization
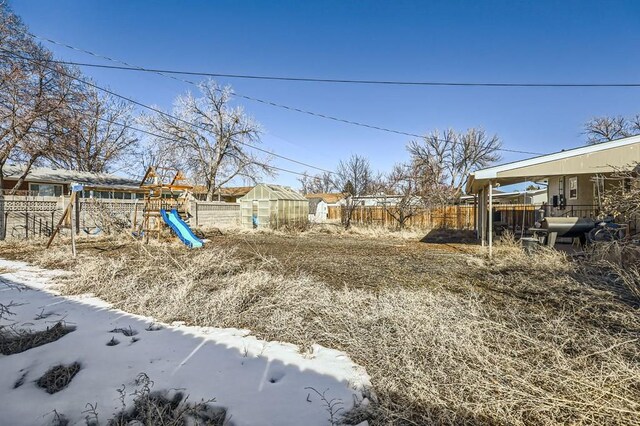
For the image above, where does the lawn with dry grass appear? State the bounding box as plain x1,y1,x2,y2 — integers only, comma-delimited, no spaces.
1,230,639,425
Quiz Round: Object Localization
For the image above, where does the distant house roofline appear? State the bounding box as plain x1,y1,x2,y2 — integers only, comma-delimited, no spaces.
304,192,346,204
2,165,141,190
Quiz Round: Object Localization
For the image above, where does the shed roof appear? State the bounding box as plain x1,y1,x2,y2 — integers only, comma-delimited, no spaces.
466,135,640,193
240,184,307,201
2,165,141,190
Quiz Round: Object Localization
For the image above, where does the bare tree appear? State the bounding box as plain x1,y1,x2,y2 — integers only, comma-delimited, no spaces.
334,154,378,229
46,88,138,173
601,163,640,220
0,3,81,191
141,80,273,200
407,128,502,202
134,139,181,182
4,63,82,193
0,4,46,189
584,115,640,145
298,171,334,194
380,162,426,229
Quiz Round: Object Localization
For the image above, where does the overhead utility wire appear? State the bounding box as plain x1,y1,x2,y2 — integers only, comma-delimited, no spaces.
51,59,640,88
2,48,335,177
29,33,544,156
29,33,426,138
14,110,315,178
83,113,320,178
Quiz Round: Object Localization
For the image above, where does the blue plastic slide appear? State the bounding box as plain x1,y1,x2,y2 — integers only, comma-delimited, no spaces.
160,209,204,249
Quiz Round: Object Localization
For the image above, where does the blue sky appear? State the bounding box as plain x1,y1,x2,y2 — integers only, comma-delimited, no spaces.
10,0,640,188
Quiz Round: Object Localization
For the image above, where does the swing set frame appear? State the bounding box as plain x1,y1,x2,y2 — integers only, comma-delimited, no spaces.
135,167,194,243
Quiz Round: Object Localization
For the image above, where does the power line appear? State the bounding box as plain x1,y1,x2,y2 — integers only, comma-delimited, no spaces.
28,32,544,156
22,108,318,179
30,33,424,137
86,115,325,178
1,48,336,177
50,59,640,88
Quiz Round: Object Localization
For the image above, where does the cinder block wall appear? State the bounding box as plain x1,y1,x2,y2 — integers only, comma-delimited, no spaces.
192,201,240,227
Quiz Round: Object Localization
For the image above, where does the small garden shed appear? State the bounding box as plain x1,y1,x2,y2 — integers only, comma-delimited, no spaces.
239,184,309,229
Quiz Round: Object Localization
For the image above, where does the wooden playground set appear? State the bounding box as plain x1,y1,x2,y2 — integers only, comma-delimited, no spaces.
46,167,204,255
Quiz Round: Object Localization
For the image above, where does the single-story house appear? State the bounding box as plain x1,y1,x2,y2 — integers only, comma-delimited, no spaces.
2,165,256,204
305,192,346,222
1,165,144,199
466,135,640,250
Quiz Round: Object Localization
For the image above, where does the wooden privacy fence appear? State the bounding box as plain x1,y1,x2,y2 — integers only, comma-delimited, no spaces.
328,205,477,229
328,204,539,230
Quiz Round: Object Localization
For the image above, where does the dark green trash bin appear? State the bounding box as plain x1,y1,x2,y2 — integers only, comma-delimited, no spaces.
520,237,540,254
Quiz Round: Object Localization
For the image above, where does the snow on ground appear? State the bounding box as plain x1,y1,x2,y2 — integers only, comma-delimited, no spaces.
0,259,370,426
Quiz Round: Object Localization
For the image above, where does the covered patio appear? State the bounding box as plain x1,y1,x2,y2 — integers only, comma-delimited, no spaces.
466,135,640,255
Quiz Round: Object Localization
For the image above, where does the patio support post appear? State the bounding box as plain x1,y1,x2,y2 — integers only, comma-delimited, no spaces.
474,193,478,238
480,187,486,246
488,181,493,258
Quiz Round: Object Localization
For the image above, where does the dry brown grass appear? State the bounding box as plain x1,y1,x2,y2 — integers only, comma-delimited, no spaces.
306,222,429,240
20,234,633,426
36,362,81,394
0,322,75,355
208,222,431,241
580,240,640,305
105,373,226,426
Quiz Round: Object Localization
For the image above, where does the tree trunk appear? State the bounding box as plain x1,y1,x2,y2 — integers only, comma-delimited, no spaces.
10,155,38,195
206,182,216,202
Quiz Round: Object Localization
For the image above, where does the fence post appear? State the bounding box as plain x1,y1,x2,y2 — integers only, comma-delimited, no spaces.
2,212,7,240
75,194,80,234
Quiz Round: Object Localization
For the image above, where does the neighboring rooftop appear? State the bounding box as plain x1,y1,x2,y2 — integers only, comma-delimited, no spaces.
192,185,254,197
304,193,346,204
2,165,140,190
217,186,254,197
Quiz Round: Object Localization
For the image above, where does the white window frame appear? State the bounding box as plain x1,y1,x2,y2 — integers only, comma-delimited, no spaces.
29,182,63,197
568,176,578,200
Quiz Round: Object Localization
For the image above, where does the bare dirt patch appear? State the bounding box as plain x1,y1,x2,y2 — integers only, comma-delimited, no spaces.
211,231,477,290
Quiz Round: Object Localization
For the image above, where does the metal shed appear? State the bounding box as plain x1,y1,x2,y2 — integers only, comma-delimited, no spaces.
239,184,309,229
